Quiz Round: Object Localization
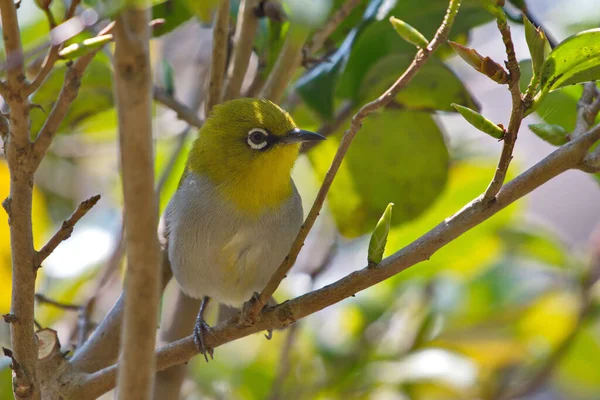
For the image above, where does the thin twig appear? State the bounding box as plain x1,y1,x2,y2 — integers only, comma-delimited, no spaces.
25,0,80,96
77,120,600,398
223,0,260,100
35,194,100,267
306,0,361,55
153,87,204,128
245,0,464,323
205,0,230,114
31,47,107,170
260,24,309,103
482,12,524,200
573,82,598,140
34,294,81,311
25,46,60,96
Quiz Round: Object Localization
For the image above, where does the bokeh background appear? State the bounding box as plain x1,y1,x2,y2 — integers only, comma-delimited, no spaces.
1,0,600,399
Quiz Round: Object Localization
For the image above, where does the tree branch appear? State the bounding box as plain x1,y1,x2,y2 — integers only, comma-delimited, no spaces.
77,121,600,399
245,0,464,322
31,48,105,171
24,46,60,97
306,0,361,55
206,0,230,114
223,0,260,100
113,6,161,398
260,24,309,103
482,13,523,200
153,87,204,128
35,194,100,267
1,0,39,397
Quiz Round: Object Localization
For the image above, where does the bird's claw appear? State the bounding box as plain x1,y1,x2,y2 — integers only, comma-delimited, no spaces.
264,329,273,340
193,318,216,362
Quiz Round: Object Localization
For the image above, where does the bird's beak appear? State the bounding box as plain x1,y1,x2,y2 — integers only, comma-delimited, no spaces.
281,128,326,144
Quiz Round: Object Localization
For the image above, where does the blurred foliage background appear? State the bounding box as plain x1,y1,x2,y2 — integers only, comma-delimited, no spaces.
1,0,600,399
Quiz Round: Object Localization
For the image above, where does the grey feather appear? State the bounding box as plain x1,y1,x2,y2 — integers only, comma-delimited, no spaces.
163,172,303,308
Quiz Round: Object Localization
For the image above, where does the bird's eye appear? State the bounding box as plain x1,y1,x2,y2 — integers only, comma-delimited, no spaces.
247,128,269,150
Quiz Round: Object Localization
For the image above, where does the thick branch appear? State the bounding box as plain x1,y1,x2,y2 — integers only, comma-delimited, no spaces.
206,0,230,114
223,0,260,100
35,194,100,267
1,0,38,397
482,14,523,199
247,0,463,321
260,24,309,103
78,122,600,399
113,7,161,399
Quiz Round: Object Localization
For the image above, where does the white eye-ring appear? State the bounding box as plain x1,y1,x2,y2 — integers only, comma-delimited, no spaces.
247,128,269,150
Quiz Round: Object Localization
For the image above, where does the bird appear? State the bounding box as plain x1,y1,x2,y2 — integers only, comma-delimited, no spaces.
162,97,325,360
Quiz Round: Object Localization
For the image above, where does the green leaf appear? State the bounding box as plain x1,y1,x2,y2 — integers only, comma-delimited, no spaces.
368,202,393,266
523,16,551,78
308,110,449,237
452,104,504,139
520,60,599,131
151,0,195,37
540,28,600,92
528,123,569,146
160,58,175,96
183,0,219,23
30,54,114,136
360,55,479,112
295,0,384,120
58,34,113,60
338,0,493,100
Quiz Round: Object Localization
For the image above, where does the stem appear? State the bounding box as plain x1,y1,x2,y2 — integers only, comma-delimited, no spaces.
260,24,309,103
482,12,524,200
223,0,260,100
113,5,161,399
206,0,230,113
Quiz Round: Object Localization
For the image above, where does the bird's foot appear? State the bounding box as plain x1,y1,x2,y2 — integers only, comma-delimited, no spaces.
193,318,216,362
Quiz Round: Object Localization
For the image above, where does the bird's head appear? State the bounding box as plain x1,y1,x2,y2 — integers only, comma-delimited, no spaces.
187,98,324,214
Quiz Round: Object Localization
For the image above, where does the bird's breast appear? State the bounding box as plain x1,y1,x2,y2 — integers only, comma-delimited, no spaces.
164,172,303,307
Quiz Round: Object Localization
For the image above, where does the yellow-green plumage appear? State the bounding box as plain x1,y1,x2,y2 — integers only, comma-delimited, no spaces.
163,97,324,308
187,98,301,216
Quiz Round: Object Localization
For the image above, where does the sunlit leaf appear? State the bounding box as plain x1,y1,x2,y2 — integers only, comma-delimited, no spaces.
528,123,569,146
338,0,493,100
30,54,114,136
520,60,598,131
360,55,479,112
540,28,600,92
308,110,449,237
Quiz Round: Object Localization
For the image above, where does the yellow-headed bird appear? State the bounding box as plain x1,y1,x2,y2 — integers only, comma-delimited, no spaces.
163,98,324,359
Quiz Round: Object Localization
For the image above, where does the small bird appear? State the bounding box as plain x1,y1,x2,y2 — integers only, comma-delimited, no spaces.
163,98,324,359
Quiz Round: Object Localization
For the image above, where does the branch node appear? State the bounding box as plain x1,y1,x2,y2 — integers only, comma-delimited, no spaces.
2,313,17,323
